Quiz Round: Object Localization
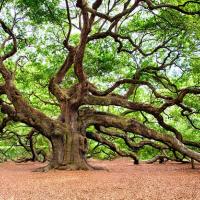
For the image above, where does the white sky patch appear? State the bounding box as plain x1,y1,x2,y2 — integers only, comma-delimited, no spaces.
168,66,183,78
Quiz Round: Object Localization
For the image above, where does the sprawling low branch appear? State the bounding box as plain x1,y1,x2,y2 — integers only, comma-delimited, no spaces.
95,126,168,151
81,111,200,162
0,100,66,138
86,131,139,163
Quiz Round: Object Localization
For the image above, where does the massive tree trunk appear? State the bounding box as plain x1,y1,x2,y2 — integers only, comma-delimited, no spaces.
49,133,90,170
43,105,91,171
34,132,91,172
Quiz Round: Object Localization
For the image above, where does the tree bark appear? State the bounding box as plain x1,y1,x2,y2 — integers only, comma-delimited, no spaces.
49,133,90,170
39,105,91,171
35,133,91,172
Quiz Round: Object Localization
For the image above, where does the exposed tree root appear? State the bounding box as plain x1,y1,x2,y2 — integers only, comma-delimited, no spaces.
33,164,53,172
33,160,108,172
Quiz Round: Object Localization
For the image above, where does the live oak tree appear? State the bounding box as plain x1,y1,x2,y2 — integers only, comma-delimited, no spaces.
0,0,200,171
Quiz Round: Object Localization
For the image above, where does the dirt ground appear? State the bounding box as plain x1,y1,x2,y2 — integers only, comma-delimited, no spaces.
0,158,199,200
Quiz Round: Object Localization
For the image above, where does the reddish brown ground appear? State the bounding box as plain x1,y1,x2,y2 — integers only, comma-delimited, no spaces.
0,158,199,200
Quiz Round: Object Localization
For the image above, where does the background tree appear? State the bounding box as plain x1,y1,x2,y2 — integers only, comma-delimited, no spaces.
0,0,200,171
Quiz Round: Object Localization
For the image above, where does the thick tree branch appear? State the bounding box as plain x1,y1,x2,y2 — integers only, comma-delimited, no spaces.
86,131,139,163
81,111,200,162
